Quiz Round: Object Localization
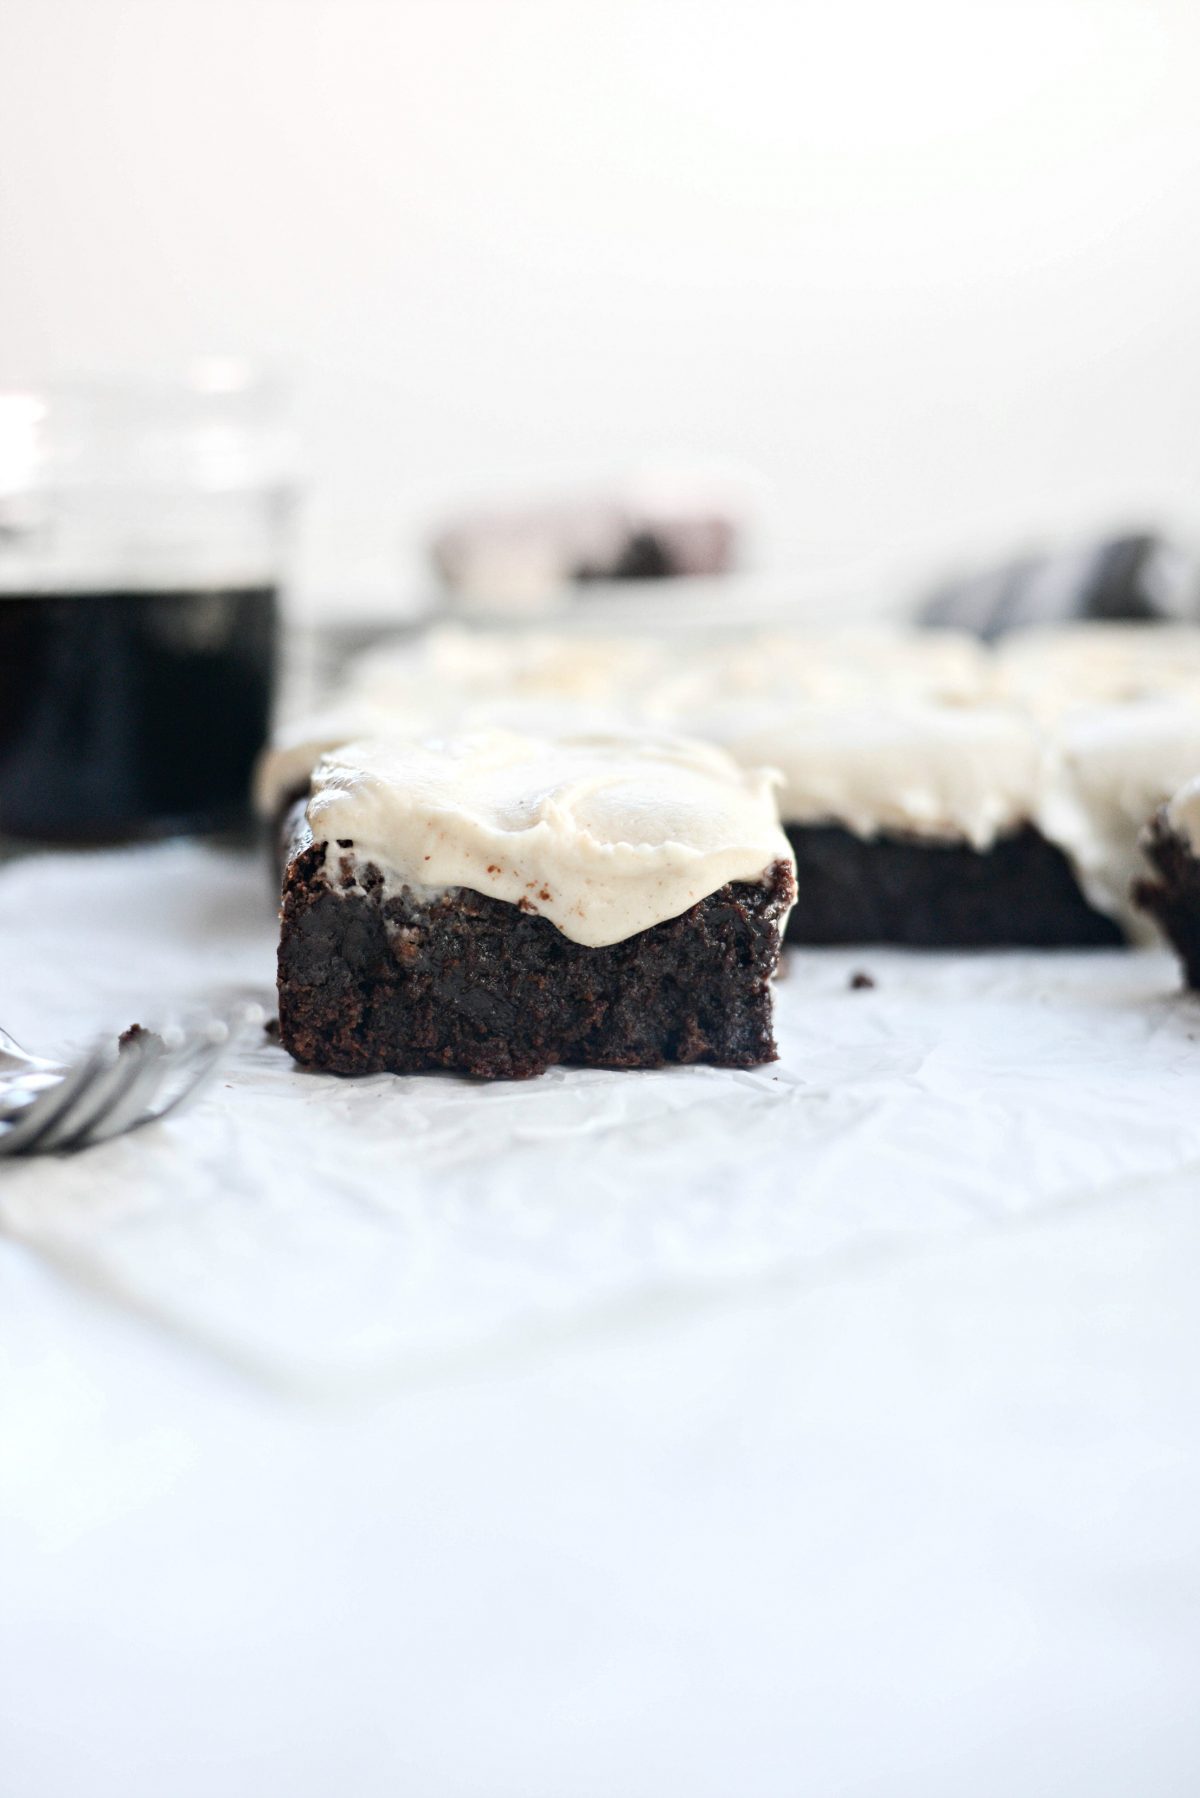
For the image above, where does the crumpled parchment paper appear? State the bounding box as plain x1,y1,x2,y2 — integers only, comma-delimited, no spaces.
1,841,1196,1392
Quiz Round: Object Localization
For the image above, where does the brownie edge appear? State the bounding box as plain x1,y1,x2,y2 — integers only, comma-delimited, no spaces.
783,821,1125,948
278,830,795,1079
1134,809,1200,988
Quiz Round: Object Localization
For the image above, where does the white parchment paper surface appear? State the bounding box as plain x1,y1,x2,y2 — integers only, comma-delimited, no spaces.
1,841,1198,1392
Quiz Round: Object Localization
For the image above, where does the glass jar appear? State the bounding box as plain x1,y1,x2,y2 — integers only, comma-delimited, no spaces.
0,366,293,843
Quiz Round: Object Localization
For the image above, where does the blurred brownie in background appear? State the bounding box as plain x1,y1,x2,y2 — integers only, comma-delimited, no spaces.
429,475,742,612
920,533,1200,639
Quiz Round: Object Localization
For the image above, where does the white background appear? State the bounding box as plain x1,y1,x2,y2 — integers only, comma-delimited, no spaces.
2,0,1200,606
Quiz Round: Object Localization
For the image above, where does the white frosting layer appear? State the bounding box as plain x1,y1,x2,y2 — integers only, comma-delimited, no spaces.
253,702,401,818
306,728,794,948
1040,701,1200,936
1165,772,1200,850
258,622,1200,941
714,703,1042,847
994,624,1200,715
256,625,989,818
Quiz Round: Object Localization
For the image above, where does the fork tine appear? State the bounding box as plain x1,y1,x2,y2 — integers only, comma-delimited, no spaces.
141,1022,235,1124
0,1070,64,1122
77,1016,234,1149
0,1044,110,1156
45,1035,159,1154
125,1004,262,1138
73,1037,171,1149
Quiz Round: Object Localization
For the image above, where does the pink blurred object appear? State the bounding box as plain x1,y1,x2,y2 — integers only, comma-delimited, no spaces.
430,477,742,611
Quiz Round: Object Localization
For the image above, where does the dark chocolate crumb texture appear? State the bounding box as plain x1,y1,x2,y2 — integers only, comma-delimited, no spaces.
279,830,794,1079
784,823,1124,949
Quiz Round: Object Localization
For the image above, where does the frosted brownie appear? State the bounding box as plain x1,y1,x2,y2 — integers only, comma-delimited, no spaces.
1136,774,1200,986
683,631,1200,946
277,729,796,1079
751,697,1200,948
258,621,1200,952
1038,700,1200,941
712,702,1123,947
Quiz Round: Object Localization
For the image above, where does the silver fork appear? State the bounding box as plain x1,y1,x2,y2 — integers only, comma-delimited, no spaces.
0,1004,263,1157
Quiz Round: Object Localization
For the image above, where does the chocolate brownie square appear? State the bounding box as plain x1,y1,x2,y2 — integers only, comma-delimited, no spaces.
277,729,795,1078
